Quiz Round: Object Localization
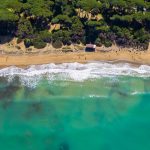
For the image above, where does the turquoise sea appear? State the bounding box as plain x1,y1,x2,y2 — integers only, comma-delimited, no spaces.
0,62,150,150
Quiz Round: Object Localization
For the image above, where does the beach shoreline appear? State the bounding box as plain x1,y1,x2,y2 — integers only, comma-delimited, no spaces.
0,50,150,68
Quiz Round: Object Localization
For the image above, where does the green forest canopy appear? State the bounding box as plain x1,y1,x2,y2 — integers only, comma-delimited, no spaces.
0,0,150,49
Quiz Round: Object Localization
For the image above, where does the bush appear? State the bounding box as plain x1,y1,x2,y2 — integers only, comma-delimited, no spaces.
66,41,72,46
52,30,71,44
52,40,63,49
32,38,47,49
104,40,112,47
95,38,102,46
39,31,52,43
24,38,32,48
51,18,59,24
76,40,80,44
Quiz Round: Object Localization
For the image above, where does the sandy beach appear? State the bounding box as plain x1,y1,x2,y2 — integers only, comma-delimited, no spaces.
1,37,150,67
0,50,149,67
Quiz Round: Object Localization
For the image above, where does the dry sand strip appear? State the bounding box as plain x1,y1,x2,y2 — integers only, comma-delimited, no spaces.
0,51,150,68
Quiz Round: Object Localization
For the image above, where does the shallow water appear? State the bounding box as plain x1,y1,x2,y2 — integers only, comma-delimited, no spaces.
0,62,150,150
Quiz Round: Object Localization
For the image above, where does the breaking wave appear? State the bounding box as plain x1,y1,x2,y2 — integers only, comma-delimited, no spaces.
0,61,150,87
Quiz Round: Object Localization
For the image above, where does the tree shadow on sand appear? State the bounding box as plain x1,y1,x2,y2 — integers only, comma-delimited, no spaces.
0,36,14,44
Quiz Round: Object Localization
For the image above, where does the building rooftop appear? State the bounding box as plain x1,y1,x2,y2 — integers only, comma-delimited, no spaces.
86,44,96,48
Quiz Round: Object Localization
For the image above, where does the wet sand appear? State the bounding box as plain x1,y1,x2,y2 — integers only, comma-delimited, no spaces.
0,50,150,67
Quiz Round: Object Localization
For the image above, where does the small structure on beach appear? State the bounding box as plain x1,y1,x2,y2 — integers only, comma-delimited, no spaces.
85,44,96,52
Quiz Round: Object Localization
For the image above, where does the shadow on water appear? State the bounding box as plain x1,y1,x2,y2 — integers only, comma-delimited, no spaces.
108,80,129,98
143,78,150,92
59,142,70,150
117,90,129,97
0,76,22,109
23,102,44,119
24,87,35,99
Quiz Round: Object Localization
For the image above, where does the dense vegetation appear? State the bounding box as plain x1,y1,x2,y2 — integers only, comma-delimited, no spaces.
0,0,150,49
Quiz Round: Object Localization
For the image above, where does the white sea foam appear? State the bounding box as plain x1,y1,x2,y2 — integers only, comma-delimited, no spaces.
131,91,150,95
0,62,150,87
89,94,107,98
